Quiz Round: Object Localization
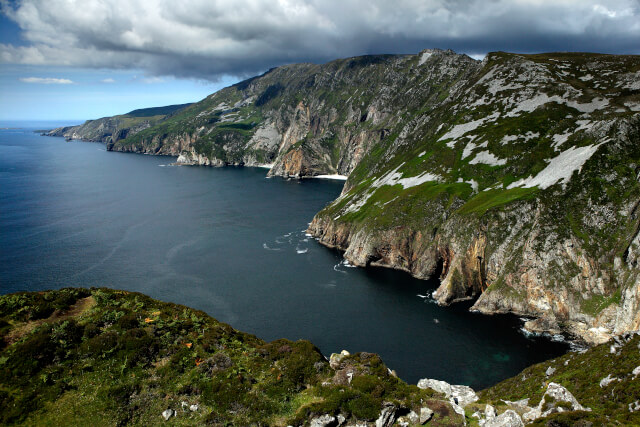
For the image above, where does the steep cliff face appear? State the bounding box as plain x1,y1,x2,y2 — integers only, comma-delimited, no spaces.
48,50,640,344
82,50,480,178
309,52,640,344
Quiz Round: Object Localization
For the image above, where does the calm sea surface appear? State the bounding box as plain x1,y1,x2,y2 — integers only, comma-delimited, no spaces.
0,124,568,389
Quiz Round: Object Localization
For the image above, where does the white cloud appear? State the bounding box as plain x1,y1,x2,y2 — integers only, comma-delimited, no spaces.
101,78,115,83
1,0,639,80
19,77,74,84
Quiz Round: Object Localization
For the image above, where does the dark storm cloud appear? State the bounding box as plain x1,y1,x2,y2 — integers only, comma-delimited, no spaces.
1,0,638,81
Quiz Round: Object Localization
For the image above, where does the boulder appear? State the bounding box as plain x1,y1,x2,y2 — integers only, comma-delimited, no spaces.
329,350,350,369
375,403,397,427
484,410,524,427
419,407,434,424
485,404,497,419
417,378,478,406
523,382,590,422
407,410,420,424
161,409,174,421
310,414,336,427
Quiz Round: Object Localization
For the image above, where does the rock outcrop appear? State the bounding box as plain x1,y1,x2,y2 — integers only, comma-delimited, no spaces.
46,50,640,344
307,52,640,344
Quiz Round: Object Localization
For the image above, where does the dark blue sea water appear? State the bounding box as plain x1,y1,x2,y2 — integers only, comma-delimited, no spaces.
0,124,568,389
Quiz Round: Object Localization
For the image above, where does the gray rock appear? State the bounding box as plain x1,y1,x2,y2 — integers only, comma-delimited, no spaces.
523,382,590,422
545,366,556,376
329,350,350,369
417,378,478,406
599,374,618,388
632,366,640,377
407,410,419,424
375,403,397,427
310,414,336,427
629,400,640,413
484,410,524,427
485,404,497,419
502,398,529,409
419,407,434,424
337,414,346,425
162,409,174,421
189,404,199,412
450,401,467,425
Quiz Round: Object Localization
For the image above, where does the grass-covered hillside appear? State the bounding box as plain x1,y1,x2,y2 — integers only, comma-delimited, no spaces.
308,52,640,345
45,103,191,146
1,288,638,426
0,288,447,426
44,50,640,345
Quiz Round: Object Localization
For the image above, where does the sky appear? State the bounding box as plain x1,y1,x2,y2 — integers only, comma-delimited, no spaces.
1,0,639,122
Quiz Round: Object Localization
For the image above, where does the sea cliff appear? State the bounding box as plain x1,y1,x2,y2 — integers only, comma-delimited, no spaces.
45,49,640,344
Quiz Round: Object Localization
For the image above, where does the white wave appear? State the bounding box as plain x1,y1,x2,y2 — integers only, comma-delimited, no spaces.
333,263,347,274
417,294,428,299
433,318,440,324
341,259,357,268
519,327,536,338
296,247,308,254
262,243,282,251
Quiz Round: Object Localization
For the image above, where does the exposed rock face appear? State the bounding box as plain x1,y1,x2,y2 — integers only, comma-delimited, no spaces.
374,403,397,427
417,378,479,407
484,410,523,427
310,414,336,427
48,50,640,343
522,382,591,422
307,53,640,344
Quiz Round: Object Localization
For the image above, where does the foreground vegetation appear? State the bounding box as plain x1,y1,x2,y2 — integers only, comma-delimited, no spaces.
1,288,638,426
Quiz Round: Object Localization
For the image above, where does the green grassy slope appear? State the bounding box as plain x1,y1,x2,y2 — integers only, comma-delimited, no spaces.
2,289,638,426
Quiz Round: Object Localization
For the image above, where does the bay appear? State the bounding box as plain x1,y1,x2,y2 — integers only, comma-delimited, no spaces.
0,125,567,389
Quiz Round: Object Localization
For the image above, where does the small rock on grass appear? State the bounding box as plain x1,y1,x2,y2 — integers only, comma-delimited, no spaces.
162,409,174,421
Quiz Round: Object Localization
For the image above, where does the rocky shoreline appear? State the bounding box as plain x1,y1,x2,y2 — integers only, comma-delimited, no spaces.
42,49,640,348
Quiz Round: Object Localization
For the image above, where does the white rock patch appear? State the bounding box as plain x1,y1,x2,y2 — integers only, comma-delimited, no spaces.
342,164,442,214
439,112,500,147
469,151,507,166
625,102,640,112
508,144,602,190
506,93,609,117
418,51,433,66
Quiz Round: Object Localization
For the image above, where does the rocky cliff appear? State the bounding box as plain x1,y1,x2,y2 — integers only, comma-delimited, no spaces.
48,50,640,345
308,52,640,345
44,103,191,148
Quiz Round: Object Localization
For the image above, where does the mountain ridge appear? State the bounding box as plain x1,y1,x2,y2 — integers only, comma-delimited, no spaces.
44,48,640,345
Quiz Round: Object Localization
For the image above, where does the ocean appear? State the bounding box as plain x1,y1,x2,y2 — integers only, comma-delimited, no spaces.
0,124,568,389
